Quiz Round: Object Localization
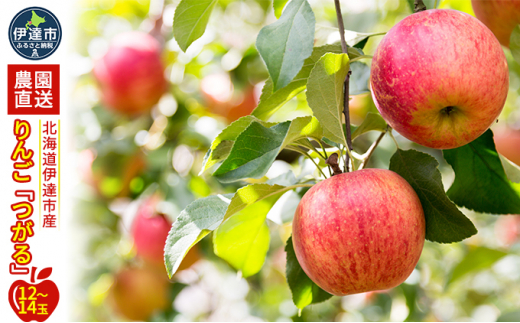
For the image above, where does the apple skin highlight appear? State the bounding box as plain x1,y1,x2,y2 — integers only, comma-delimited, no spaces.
370,9,508,149
292,169,425,296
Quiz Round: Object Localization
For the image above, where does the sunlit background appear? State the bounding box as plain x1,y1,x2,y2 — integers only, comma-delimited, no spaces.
69,0,520,321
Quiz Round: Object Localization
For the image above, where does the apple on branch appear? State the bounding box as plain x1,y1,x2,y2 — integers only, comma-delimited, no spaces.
370,9,508,149
292,169,425,296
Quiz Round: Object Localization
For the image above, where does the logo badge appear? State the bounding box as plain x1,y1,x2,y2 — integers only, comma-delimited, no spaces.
8,7,62,60
8,65,60,115
9,267,60,322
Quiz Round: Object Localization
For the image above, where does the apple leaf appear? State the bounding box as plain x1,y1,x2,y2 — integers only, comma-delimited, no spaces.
173,0,218,52
164,194,233,278
273,0,289,18
443,130,520,215
213,182,311,277
256,0,315,92
282,116,323,146
213,121,290,182
213,208,271,278
252,44,345,121
200,116,275,174
213,116,322,183
37,267,52,280
285,236,332,309
307,53,350,148
510,25,520,64
501,155,520,183
389,149,477,243
448,247,507,285
224,183,312,221
343,30,386,49
351,112,387,140
349,61,371,95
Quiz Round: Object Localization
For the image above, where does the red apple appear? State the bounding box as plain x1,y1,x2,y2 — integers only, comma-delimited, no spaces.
493,127,520,166
472,0,520,48
9,267,60,322
132,198,201,271
109,266,170,321
132,199,171,266
370,9,508,149
93,31,167,115
292,169,425,296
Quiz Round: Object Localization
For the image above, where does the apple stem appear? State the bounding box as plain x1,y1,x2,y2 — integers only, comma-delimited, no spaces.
334,0,353,173
30,267,37,283
326,153,343,175
414,0,427,12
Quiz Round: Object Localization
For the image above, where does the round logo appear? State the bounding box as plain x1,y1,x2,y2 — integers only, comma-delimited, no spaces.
8,7,62,60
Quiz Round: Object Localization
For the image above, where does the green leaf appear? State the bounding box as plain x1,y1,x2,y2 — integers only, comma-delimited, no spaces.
351,112,387,140
443,130,520,215
173,0,218,52
164,194,233,277
224,183,311,221
213,116,322,183
256,0,315,91
252,44,344,121
501,154,520,183
448,246,507,285
214,182,311,276
510,26,520,63
307,53,350,147
343,30,386,48
273,0,289,18
200,116,274,174
282,115,323,145
349,61,370,95
285,236,332,309
213,204,271,278
214,121,290,182
389,149,477,243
